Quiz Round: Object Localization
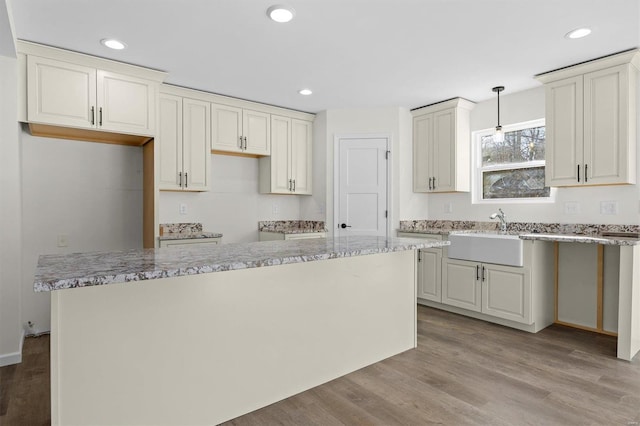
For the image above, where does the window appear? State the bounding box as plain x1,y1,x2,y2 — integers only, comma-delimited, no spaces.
473,119,552,203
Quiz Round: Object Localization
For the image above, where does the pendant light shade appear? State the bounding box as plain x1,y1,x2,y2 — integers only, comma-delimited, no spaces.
492,86,505,143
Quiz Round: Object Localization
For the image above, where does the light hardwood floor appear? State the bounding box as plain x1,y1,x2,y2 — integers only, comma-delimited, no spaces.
2,305,639,425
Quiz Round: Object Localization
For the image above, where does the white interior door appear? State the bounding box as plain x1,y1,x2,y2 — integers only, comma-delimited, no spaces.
335,136,389,237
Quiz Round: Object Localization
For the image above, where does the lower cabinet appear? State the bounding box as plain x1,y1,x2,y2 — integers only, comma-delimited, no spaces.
397,232,443,303
259,231,326,241
442,259,531,324
159,237,221,248
418,248,442,303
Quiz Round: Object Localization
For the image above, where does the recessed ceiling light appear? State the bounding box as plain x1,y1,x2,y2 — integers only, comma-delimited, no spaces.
565,28,592,39
299,89,312,96
267,5,295,23
100,38,127,50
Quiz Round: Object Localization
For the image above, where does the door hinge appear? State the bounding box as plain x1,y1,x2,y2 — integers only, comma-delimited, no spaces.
385,150,390,160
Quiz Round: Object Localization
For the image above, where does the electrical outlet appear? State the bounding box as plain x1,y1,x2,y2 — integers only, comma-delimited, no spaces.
57,234,68,247
179,203,188,215
272,203,279,214
444,202,453,214
564,202,580,215
600,201,618,215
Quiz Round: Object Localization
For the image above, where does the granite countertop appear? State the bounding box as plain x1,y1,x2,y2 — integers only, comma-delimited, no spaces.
34,236,449,292
258,220,326,234
519,232,640,246
398,220,640,246
158,231,223,241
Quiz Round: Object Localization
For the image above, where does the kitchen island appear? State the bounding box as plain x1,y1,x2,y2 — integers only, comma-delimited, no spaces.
35,236,448,426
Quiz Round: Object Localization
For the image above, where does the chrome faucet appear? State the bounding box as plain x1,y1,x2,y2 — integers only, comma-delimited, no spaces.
490,208,507,232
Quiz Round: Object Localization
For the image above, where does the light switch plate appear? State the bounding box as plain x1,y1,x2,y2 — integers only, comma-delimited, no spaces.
179,203,187,215
444,202,453,214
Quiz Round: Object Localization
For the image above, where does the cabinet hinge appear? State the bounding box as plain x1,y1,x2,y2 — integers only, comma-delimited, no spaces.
385,150,390,160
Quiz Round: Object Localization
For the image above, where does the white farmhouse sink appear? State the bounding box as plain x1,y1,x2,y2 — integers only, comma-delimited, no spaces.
447,233,524,267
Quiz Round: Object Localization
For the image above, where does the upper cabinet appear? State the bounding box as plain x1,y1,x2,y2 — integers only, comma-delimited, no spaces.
259,116,312,195
19,41,166,144
536,50,639,187
211,104,270,156
158,91,210,192
412,98,475,193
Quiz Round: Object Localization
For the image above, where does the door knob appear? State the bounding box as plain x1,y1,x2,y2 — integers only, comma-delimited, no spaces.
340,223,352,229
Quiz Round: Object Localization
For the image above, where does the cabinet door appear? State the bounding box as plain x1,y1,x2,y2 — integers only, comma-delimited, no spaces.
211,104,243,152
545,76,584,186
158,94,183,191
243,109,271,155
182,98,210,192
97,70,155,136
417,248,442,302
413,114,432,192
432,108,456,192
27,56,96,129
291,119,313,194
269,115,292,194
442,258,481,312
583,64,634,185
482,264,531,324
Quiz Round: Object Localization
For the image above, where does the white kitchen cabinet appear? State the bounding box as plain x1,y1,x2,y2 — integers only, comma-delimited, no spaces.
158,93,210,192
259,116,312,194
412,98,474,193
398,232,443,303
259,231,326,241
27,55,156,136
159,237,221,248
211,104,270,156
418,248,442,303
442,258,532,324
537,50,639,186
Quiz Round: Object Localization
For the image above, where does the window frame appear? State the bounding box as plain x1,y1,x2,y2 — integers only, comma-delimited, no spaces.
472,118,556,205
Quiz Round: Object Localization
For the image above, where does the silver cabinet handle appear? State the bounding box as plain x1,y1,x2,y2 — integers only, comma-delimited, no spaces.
428,177,432,190
178,172,183,187
292,179,296,192
432,177,436,190
482,266,486,282
418,249,422,262
476,265,480,281
244,136,248,150
185,172,188,188
91,106,95,125
239,136,243,150
99,107,103,126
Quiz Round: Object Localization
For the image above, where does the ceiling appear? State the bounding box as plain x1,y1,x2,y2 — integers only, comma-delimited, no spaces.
9,0,640,113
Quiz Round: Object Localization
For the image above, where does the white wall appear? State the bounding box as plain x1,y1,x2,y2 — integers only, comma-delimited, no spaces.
0,53,23,365
304,107,429,236
20,133,144,334
159,154,301,243
426,86,640,225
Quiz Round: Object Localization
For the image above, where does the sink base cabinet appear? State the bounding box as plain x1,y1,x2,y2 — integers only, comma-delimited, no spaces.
434,240,554,333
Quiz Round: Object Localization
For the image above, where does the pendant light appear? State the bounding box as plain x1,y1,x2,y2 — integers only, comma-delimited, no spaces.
492,86,505,143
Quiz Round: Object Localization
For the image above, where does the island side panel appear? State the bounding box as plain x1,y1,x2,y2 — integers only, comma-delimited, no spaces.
50,250,417,426
618,245,640,361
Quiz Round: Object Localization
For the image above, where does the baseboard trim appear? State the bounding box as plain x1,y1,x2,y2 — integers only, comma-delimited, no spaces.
0,329,25,367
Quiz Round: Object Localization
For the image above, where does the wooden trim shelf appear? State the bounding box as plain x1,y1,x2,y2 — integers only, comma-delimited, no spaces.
29,123,152,147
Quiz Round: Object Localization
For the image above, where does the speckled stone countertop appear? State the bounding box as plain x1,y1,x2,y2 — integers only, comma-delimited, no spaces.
398,220,640,246
158,223,222,240
259,220,326,234
34,236,448,292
